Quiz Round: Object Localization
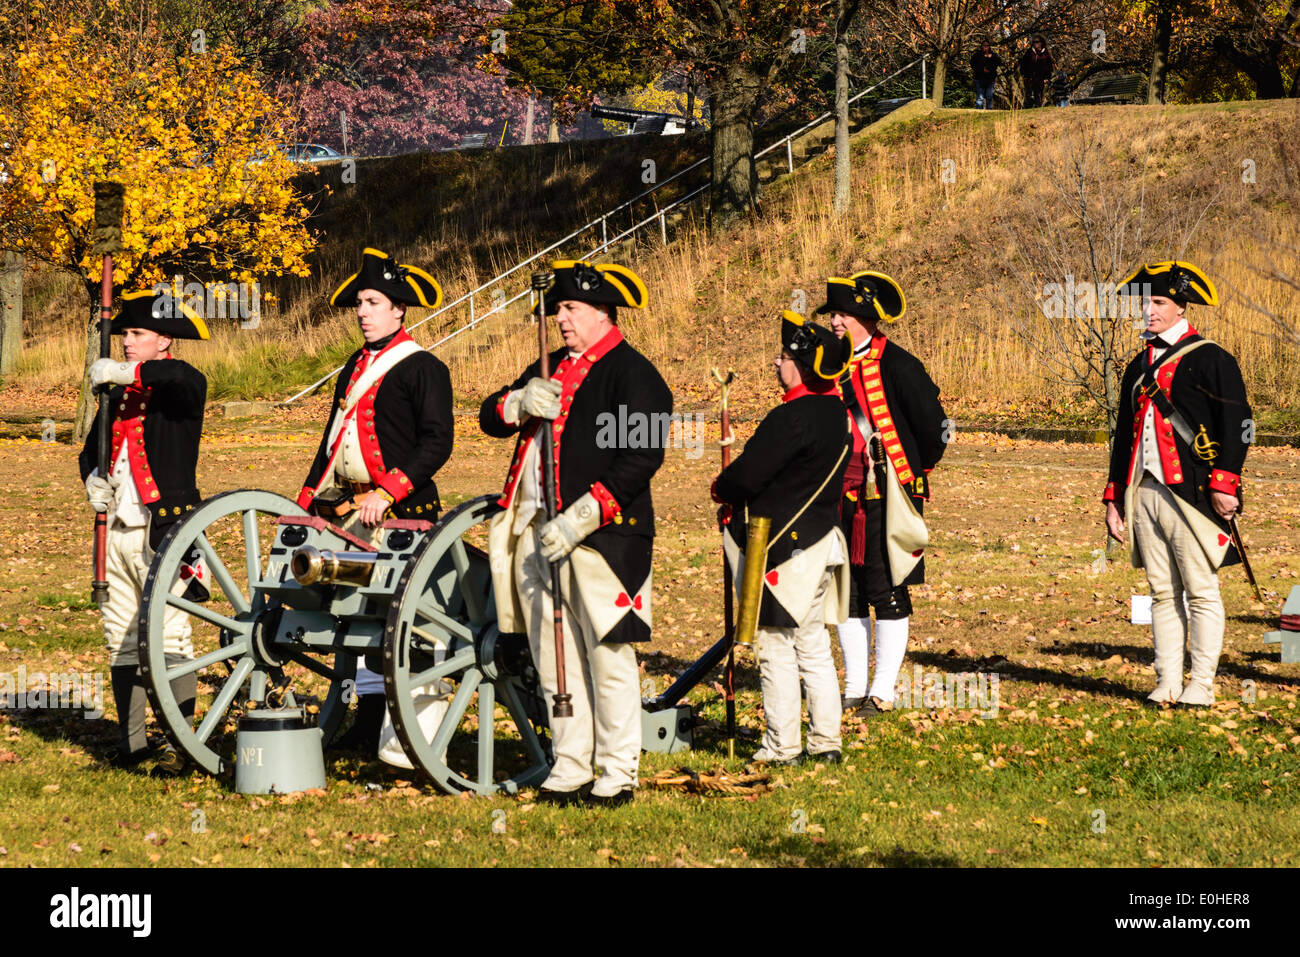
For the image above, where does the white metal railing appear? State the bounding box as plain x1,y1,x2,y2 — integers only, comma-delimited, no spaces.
281,55,928,404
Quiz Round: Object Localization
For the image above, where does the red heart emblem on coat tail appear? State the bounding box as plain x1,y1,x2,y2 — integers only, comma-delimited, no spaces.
633,595,643,611
765,570,779,586
1217,533,1229,547
912,549,924,558
614,592,631,608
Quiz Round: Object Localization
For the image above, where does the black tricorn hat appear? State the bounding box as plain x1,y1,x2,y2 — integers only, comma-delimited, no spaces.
815,270,907,324
109,288,210,340
329,247,442,309
781,310,852,380
1118,261,1219,307
534,259,648,316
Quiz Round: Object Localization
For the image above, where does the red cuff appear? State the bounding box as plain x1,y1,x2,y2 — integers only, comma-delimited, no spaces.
131,363,144,390
1102,481,1116,503
296,486,314,510
590,481,621,525
376,468,414,502
1208,470,1240,496
496,391,509,423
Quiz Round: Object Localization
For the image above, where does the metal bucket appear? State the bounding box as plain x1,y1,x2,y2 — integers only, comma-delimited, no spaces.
234,706,326,795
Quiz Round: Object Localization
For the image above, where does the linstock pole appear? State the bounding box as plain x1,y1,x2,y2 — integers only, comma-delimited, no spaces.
532,271,572,719
713,368,737,759
91,181,124,605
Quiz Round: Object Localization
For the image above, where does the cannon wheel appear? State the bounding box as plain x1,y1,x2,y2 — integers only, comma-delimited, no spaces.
384,495,551,795
139,489,355,776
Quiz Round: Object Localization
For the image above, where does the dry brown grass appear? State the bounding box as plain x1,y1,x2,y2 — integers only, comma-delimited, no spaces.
9,101,1300,431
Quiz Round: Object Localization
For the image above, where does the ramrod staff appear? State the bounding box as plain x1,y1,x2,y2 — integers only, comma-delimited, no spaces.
90,181,125,604
532,270,573,719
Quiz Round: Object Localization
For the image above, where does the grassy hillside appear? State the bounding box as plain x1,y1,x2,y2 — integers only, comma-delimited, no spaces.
8,99,1300,433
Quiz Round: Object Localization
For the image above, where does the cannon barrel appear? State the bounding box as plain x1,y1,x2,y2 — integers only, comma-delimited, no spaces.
291,545,380,587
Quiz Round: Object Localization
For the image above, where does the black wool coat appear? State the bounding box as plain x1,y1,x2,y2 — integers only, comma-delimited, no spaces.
301,346,454,519
840,339,948,504
79,357,206,549
1105,335,1251,566
717,391,852,627
480,334,672,637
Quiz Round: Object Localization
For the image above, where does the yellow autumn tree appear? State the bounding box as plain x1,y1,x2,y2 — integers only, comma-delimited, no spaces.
0,0,316,439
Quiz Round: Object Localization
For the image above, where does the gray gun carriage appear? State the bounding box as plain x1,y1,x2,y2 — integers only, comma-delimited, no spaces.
137,489,555,795
139,489,698,794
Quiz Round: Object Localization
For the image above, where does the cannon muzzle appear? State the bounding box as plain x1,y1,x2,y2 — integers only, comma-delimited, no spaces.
291,546,380,587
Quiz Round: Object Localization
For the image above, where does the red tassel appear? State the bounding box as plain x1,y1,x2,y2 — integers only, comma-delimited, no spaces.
850,502,867,565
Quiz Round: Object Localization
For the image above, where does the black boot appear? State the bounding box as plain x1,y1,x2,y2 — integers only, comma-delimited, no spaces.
329,694,385,758
109,665,149,765
165,654,197,723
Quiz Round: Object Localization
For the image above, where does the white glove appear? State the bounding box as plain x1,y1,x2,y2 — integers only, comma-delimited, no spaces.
85,474,114,513
90,358,139,388
538,491,603,562
519,377,562,421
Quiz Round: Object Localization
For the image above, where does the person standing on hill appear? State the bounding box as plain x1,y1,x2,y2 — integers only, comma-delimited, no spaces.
298,247,454,757
712,312,853,765
80,288,210,774
1104,261,1251,707
1018,34,1054,108
820,271,948,718
970,39,1002,110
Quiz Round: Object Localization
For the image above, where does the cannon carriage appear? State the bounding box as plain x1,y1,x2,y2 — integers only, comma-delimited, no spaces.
137,489,552,795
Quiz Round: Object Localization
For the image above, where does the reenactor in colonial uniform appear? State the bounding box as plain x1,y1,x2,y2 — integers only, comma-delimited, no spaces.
81,289,210,771
480,260,672,806
821,271,948,718
298,247,454,754
1104,261,1250,706
712,312,853,764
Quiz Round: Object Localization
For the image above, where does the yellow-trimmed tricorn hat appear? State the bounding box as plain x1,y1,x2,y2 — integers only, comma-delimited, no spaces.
535,260,648,316
329,247,443,309
781,310,852,380
815,270,907,324
110,288,210,340
1118,261,1218,307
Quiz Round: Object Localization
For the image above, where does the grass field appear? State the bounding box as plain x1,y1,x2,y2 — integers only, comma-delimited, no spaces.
2,416,1297,868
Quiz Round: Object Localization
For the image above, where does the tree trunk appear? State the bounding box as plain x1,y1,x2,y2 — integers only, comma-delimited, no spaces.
833,0,854,215
523,95,536,145
74,284,102,443
546,99,559,143
1147,1,1172,104
930,56,947,107
931,0,957,107
706,60,762,230
0,251,23,375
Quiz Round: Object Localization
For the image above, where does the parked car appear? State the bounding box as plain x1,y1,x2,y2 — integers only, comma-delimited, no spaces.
280,143,348,164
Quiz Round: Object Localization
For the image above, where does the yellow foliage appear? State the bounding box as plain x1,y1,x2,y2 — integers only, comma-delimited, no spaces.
0,1,315,295
599,73,707,134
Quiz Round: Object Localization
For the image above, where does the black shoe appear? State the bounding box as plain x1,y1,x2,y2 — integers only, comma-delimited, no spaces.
109,747,153,769
536,783,593,807
587,788,634,807
149,749,187,778
800,750,842,765
842,696,866,712
852,696,891,719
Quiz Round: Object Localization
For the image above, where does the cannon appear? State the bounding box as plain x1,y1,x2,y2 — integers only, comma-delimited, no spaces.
138,490,551,795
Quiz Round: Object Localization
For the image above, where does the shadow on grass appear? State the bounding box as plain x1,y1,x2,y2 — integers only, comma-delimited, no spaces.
908,647,1149,703
1053,638,1295,689
747,836,963,868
